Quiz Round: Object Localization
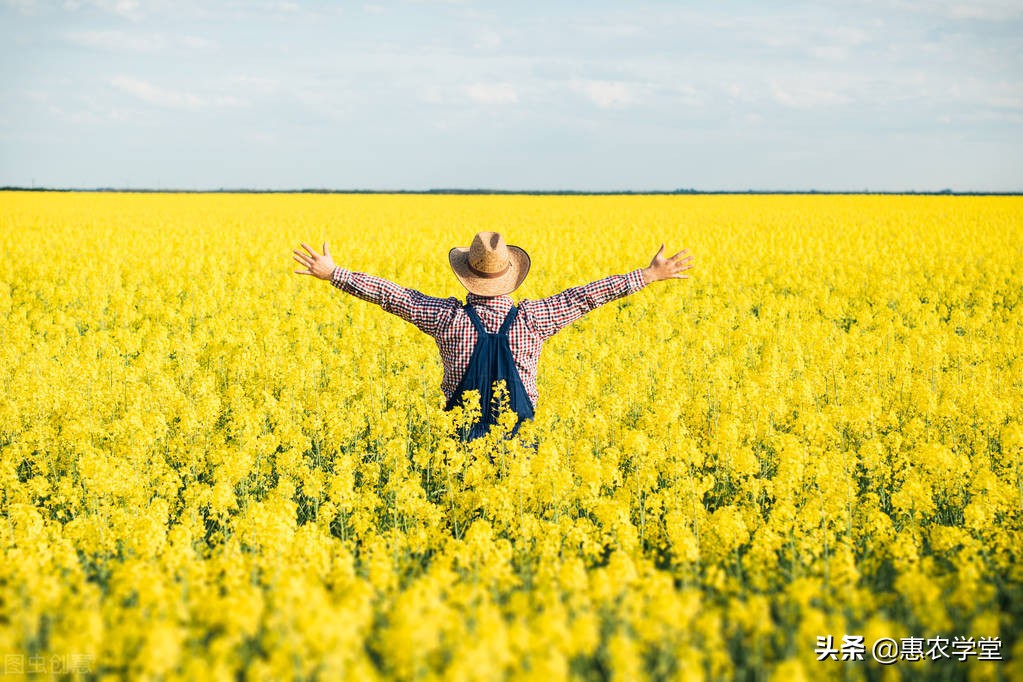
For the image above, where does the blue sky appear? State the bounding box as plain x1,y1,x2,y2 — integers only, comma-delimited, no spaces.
1,0,1021,191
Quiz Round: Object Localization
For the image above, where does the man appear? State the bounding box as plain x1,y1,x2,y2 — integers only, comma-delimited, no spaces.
293,231,693,441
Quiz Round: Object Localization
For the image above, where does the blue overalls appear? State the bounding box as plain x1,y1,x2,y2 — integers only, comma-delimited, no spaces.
444,303,535,442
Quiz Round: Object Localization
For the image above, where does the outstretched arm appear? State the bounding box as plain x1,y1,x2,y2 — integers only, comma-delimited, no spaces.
521,244,694,339
293,242,458,337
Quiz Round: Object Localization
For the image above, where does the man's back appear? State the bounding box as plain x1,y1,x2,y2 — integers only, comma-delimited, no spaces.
330,267,648,409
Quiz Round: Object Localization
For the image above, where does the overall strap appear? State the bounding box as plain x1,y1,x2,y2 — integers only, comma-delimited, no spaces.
498,305,519,335
462,303,486,335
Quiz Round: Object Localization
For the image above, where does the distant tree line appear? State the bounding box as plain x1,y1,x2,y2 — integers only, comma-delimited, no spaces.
0,186,1017,196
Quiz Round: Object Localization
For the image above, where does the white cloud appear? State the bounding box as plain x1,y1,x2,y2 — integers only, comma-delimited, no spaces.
770,80,851,109
418,85,444,104
65,30,214,52
26,89,136,125
464,82,518,104
945,2,1021,20
844,0,1023,21
812,45,850,61
4,0,37,13
292,86,355,122
110,76,204,109
74,0,143,20
66,29,167,52
988,93,1023,110
108,76,251,110
45,102,119,125
106,0,139,18
472,27,502,50
181,35,215,49
568,21,644,38
213,95,247,108
264,1,299,13
571,80,632,108
231,75,279,94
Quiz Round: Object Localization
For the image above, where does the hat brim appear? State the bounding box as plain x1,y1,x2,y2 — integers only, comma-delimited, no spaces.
449,245,531,296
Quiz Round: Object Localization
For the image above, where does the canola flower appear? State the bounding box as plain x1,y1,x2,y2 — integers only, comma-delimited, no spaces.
0,191,1021,681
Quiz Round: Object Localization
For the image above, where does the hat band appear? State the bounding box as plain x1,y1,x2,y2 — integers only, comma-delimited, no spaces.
467,259,511,279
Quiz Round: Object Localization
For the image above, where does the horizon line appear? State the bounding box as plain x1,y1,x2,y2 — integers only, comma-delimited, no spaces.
3,186,1021,196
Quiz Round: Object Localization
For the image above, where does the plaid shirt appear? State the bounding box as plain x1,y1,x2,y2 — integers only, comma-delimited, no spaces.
330,266,648,408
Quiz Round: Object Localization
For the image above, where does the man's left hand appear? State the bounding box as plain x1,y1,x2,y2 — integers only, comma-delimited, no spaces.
642,244,694,284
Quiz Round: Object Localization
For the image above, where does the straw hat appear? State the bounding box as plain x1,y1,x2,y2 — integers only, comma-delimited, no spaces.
449,231,531,296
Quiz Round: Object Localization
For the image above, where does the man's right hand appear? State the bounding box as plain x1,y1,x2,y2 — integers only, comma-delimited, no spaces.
294,242,337,280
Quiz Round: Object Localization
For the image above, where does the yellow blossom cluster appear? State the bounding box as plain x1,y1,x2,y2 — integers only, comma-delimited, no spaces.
0,191,1021,680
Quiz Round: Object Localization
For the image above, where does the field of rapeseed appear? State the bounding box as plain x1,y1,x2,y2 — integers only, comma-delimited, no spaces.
1,191,1021,681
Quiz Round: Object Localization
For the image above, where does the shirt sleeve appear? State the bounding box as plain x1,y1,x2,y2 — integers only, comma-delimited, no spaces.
330,267,459,338
519,268,647,340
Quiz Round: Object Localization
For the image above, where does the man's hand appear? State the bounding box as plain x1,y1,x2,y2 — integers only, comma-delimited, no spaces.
642,244,694,284
293,242,337,280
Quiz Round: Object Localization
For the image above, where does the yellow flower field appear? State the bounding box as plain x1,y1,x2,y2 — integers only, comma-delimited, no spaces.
1,191,1021,681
